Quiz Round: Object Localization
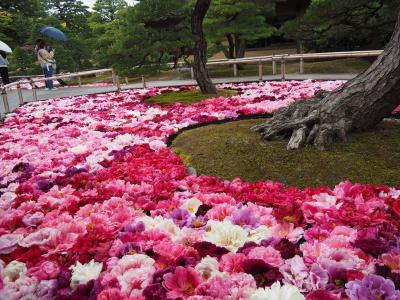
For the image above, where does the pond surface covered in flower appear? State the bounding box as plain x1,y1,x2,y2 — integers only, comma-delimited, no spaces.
0,81,399,299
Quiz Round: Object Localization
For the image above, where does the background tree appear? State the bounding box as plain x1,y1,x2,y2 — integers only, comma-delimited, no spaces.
282,0,398,52
42,0,93,71
93,0,127,21
205,0,276,59
253,9,400,151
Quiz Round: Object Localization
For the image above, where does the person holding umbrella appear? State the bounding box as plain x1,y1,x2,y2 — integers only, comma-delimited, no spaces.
35,39,56,90
0,50,10,85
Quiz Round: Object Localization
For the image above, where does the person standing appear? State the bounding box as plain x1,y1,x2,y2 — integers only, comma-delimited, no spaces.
0,51,10,85
36,39,55,90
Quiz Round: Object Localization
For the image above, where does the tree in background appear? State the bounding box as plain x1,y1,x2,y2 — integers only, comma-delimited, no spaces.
42,0,92,71
93,0,127,21
205,0,276,59
282,0,399,52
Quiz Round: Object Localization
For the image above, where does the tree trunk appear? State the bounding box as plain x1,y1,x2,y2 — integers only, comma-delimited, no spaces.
235,36,246,59
192,0,217,94
252,10,400,151
226,34,235,59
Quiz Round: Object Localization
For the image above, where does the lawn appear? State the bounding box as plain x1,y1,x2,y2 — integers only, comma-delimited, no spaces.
145,88,238,105
172,118,400,188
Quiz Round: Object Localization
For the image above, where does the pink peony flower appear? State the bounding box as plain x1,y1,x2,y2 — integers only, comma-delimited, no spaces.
164,266,203,299
29,261,60,280
247,246,284,267
219,253,246,273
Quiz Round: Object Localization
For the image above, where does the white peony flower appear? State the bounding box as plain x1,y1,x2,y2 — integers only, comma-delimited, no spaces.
247,225,272,243
180,197,203,215
195,256,221,281
137,215,180,237
250,282,305,300
3,260,27,284
204,220,248,252
70,260,103,289
69,144,88,154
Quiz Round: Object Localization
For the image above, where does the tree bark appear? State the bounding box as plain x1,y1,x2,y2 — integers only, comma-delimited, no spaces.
192,0,217,94
253,9,400,151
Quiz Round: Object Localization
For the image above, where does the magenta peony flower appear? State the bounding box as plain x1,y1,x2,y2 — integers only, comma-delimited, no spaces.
345,274,400,300
30,261,60,280
163,266,202,299
167,208,192,228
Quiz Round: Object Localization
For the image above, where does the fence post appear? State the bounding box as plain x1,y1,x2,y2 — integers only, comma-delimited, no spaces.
190,67,194,79
142,76,147,89
30,80,38,102
116,75,121,91
78,76,82,87
1,88,10,113
272,55,276,75
280,57,286,82
111,69,116,86
233,63,238,77
299,56,304,74
17,83,24,105
258,60,263,81
125,77,129,85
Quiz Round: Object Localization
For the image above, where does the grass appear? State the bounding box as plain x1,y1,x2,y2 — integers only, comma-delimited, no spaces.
145,89,238,106
172,118,400,188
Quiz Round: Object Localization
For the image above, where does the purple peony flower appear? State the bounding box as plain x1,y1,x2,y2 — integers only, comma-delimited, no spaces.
273,238,298,259
121,242,142,256
167,208,192,228
122,221,145,233
36,179,54,193
190,216,207,229
375,264,400,290
230,208,260,229
345,274,400,300
192,241,229,259
241,258,282,287
353,223,397,258
142,283,167,300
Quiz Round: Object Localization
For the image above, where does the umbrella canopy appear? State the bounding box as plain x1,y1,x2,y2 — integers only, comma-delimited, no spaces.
0,40,12,53
39,27,68,42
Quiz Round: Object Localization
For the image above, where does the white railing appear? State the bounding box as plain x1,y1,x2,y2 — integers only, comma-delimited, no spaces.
1,50,384,115
1,68,116,114
171,50,383,80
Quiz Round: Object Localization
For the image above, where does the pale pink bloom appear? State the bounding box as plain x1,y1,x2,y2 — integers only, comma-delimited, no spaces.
0,234,23,254
205,203,235,221
19,228,58,248
247,246,284,267
271,223,304,242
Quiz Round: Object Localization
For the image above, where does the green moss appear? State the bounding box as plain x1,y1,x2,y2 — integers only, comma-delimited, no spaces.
145,89,238,106
171,118,400,188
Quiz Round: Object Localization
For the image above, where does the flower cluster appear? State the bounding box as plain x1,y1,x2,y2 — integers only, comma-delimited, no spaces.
0,81,399,299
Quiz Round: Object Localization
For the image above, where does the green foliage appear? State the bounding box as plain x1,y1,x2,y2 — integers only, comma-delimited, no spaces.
93,0,127,21
282,0,399,51
205,0,276,58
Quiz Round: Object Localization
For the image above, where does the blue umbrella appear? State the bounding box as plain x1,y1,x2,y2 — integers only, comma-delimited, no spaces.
39,27,68,42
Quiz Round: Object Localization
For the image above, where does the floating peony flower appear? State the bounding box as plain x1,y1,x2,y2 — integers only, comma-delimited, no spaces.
70,260,103,289
180,197,203,215
250,282,305,300
0,234,23,254
345,274,400,300
204,220,248,252
195,256,220,281
163,266,203,299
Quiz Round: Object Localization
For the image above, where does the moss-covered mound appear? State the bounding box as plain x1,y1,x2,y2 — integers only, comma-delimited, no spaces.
172,118,400,188
145,89,237,106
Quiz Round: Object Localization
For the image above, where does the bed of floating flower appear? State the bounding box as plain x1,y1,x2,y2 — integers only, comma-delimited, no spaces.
0,80,399,300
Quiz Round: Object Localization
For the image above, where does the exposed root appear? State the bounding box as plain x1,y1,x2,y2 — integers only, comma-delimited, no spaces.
251,97,352,151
